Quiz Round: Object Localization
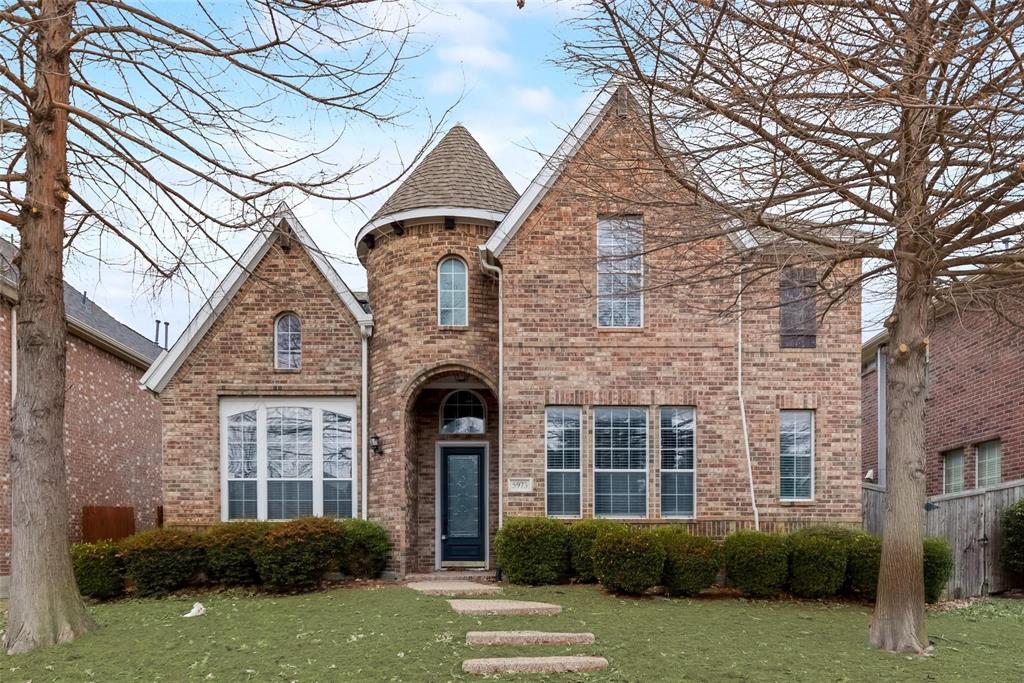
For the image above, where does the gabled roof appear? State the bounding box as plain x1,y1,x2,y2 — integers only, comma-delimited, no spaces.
0,238,161,367
141,203,371,393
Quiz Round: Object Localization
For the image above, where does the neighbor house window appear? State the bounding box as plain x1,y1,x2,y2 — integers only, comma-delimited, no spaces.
780,410,814,501
546,407,581,517
660,407,696,517
780,268,816,348
220,398,355,521
943,448,965,494
594,407,647,517
274,312,301,369
976,440,1002,488
597,216,643,328
440,390,485,434
438,257,468,326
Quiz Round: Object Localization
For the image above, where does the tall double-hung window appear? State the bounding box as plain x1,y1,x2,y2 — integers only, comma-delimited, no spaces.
660,407,696,517
545,407,581,517
597,216,643,328
221,398,356,521
779,410,814,501
594,407,648,516
976,440,1002,488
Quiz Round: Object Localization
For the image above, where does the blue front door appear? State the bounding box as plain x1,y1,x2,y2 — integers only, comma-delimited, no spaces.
440,446,486,563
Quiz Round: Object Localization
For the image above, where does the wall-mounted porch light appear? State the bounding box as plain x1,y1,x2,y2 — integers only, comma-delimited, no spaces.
369,434,383,456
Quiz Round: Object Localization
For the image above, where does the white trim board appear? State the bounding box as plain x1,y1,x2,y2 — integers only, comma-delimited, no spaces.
141,202,372,393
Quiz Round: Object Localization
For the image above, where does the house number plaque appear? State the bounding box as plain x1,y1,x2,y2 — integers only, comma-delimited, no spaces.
507,478,534,493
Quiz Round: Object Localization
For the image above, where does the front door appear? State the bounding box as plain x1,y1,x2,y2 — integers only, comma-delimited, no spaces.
440,446,486,564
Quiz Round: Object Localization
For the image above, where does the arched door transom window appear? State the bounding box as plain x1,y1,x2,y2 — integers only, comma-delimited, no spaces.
440,390,485,434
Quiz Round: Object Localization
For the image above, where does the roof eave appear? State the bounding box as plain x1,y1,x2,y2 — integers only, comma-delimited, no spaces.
355,207,506,263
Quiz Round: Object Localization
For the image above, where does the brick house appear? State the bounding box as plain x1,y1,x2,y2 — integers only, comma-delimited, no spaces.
143,85,863,575
0,238,163,597
862,304,1023,497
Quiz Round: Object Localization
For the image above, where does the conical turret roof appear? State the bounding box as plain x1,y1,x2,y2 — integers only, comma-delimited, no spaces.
371,125,519,221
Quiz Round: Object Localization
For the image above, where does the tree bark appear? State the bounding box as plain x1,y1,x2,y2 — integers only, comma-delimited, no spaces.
4,0,95,655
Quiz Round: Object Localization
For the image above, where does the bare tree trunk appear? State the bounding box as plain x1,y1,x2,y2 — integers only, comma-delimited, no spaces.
4,0,95,655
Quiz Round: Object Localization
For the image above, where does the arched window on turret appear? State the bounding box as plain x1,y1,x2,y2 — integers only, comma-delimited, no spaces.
274,312,301,369
438,256,468,326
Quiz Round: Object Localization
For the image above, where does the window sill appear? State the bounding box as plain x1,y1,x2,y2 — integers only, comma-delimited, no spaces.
273,368,301,374
780,499,815,506
595,326,644,333
438,325,469,331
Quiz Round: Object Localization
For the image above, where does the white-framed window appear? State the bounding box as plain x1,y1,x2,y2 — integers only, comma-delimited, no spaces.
545,407,582,518
594,407,648,517
274,312,301,369
597,216,643,328
976,440,1002,488
943,448,965,494
438,256,468,326
660,407,696,518
220,397,356,521
780,409,814,501
440,390,486,434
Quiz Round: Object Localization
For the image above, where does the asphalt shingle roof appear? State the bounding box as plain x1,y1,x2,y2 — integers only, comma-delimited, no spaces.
372,125,519,221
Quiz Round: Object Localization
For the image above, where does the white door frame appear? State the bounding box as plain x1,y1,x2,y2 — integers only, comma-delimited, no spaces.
435,440,490,570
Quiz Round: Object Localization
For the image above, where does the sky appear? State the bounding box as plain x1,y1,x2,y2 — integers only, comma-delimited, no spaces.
15,0,888,346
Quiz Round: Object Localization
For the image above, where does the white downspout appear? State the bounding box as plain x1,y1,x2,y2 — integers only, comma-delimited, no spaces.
10,306,16,404
737,271,760,530
360,323,372,520
478,248,504,529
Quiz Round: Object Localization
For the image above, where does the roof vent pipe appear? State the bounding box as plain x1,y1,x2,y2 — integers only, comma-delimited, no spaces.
154,320,161,344
164,321,170,350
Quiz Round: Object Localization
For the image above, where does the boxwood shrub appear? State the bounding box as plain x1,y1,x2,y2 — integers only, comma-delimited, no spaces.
722,530,788,598
923,537,953,603
846,532,882,600
787,532,847,598
567,518,627,583
119,528,204,596
71,540,125,600
494,516,569,585
340,518,390,578
202,522,272,585
593,527,666,595
253,517,346,591
651,526,720,597
1001,498,1024,575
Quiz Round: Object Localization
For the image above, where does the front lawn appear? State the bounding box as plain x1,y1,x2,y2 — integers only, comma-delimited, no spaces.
3,585,1023,681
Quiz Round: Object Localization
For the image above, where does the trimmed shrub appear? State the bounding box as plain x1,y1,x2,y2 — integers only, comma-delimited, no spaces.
722,531,789,598
846,533,882,600
593,527,666,595
1001,498,1024,575
340,518,390,579
71,540,125,600
495,517,569,585
120,528,204,596
923,537,953,604
651,526,720,597
790,524,860,544
787,532,847,599
202,522,272,585
568,519,627,582
253,517,346,591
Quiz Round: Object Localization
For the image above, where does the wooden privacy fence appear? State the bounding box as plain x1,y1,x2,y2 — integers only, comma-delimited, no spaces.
82,505,136,542
863,480,1024,599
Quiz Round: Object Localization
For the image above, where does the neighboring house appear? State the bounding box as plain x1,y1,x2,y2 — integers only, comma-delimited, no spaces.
862,304,1023,496
143,85,863,576
0,238,163,597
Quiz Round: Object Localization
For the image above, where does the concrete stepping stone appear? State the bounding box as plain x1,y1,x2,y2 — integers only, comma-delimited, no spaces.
466,630,595,646
463,656,608,675
448,599,562,616
407,580,501,596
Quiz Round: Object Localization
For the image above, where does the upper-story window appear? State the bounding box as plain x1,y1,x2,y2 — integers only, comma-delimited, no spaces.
440,390,485,434
780,268,817,348
274,312,301,369
597,216,643,328
438,257,468,326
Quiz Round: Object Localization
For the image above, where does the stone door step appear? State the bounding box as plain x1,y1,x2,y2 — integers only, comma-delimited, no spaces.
463,656,608,675
406,570,496,583
449,599,562,616
466,630,595,646
407,580,502,596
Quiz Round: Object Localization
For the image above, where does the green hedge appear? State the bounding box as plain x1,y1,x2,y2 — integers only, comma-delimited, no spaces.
593,527,666,595
923,537,953,603
253,517,347,591
846,532,882,600
71,540,125,600
1002,498,1024,575
568,519,627,583
787,532,847,598
340,519,390,579
202,522,272,585
120,529,205,596
495,517,569,585
722,531,789,598
651,526,719,597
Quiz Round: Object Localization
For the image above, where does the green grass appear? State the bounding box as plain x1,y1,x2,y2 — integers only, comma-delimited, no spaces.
3,585,1023,681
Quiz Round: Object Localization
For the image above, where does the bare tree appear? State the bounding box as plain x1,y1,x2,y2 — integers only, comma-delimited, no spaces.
1,0,431,654
551,0,1024,653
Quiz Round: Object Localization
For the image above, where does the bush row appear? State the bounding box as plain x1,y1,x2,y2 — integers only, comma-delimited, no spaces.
494,517,954,602
1003,498,1024,575
71,517,390,599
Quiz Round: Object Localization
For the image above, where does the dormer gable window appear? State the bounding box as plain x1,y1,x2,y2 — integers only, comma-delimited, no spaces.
274,312,301,369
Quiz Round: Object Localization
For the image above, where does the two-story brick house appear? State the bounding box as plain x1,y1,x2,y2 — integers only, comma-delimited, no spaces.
143,85,863,575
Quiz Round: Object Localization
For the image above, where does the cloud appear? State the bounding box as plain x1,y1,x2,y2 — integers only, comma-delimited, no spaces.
437,43,513,71
510,86,557,113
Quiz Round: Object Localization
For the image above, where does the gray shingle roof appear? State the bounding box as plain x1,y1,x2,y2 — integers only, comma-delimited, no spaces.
372,125,519,221
0,237,162,364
